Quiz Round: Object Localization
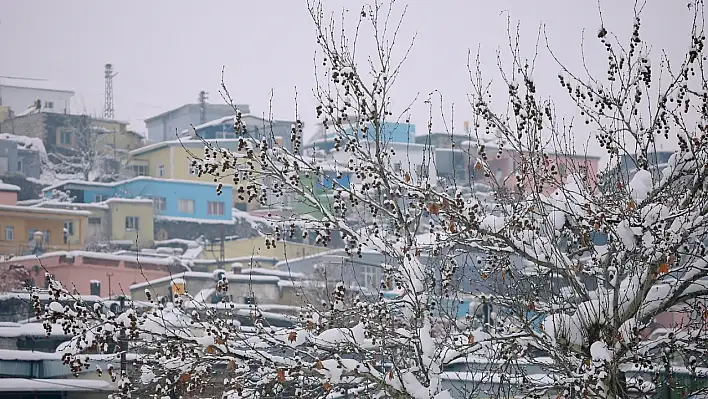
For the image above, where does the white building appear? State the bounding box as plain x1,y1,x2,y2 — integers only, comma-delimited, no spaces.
0,77,73,115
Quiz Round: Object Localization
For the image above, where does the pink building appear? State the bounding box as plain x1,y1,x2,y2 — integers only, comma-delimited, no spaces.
0,251,182,297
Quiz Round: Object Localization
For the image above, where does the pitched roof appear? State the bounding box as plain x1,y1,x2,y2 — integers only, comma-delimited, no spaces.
144,103,250,124
42,175,223,193
0,76,74,94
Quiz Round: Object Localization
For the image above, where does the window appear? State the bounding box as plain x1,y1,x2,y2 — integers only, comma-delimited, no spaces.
125,216,139,231
60,130,72,145
362,265,379,288
178,199,195,214
4,226,14,241
94,194,109,202
44,101,54,109
88,217,102,225
495,168,503,181
16,159,22,172
150,196,166,212
207,201,225,216
132,165,148,176
157,164,165,177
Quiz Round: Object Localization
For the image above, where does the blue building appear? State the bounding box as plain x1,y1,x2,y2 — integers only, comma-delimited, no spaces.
42,177,233,223
310,121,416,153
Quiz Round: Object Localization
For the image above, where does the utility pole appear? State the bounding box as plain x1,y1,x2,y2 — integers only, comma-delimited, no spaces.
198,90,208,124
106,273,113,298
119,295,127,375
219,224,226,269
481,296,489,333
103,64,117,119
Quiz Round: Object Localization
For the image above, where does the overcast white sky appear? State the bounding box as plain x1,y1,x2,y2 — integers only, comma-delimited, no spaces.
0,0,690,155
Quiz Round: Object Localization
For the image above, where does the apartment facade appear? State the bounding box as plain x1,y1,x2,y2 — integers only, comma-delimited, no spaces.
128,139,256,211
144,103,250,143
43,176,234,241
0,182,88,257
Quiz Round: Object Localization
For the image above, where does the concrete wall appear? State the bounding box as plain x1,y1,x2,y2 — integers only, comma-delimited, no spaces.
119,179,232,221
0,85,73,115
0,191,18,205
2,254,172,297
202,238,327,262
0,139,42,179
107,200,154,248
0,212,85,256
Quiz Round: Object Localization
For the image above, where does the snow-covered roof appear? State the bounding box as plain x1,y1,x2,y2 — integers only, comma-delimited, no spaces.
1,250,180,267
240,267,306,280
0,378,115,392
0,133,47,155
130,271,281,290
0,182,21,192
104,197,153,205
34,201,110,210
129,136,256,156
144,103,249,124
154,238,201,248
183,113,298,135
155,214,234,225
42,175,225,193
0,323,71,338
0,77,74,94
0,204,89,216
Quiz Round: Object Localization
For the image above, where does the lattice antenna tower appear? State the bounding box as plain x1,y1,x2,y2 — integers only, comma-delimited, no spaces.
198,90,208,123
104,64,118,119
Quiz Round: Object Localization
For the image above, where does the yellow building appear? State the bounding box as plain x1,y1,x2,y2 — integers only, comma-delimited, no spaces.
202,237,328,262
105,198,154,248
128,139,257,211
35,198,155,249
0,183,88,256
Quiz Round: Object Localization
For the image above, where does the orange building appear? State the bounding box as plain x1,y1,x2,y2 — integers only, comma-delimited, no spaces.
0,182,88,257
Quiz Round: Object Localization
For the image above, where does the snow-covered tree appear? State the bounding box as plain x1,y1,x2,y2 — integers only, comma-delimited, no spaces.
49,114,126,182
39,1,708,399
0,264,31,292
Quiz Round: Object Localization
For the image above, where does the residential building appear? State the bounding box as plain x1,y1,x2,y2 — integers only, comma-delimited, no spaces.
128,138,257,211
129,271,282,305
203,236,329,262
182,113,300,152
0,77,74,115
0,112,144,179
309,120,416,145
42,176,236,241
145,102,250,143
0,133,44,179
36,198,155,249
0,182,88,256
0,250,182,297
413,130,601,194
